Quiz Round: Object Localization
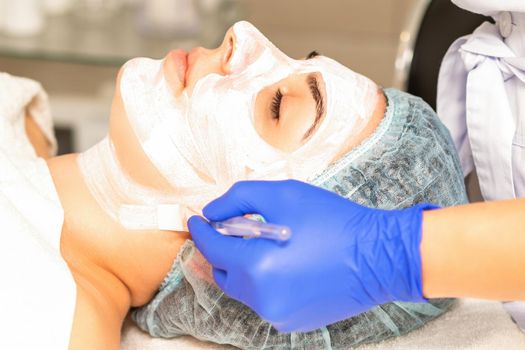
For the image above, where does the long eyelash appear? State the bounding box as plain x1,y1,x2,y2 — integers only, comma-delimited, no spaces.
306,50,320,59
271,89,283,120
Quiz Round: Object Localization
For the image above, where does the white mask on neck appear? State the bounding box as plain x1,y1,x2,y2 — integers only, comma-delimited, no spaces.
78,21,378,231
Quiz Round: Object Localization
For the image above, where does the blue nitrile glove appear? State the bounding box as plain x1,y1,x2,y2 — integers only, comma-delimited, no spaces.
188,180,435,333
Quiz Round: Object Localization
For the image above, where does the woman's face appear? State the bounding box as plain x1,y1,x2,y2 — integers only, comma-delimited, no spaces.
163,28,326,152
109,21,378,194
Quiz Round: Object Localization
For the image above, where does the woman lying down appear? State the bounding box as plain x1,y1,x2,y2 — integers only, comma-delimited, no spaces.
0,21,467,350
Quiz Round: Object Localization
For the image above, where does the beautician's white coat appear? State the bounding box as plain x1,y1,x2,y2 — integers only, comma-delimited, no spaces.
437,0,525,200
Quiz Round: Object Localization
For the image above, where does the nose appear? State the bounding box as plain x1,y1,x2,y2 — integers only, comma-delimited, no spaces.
185,28,236,94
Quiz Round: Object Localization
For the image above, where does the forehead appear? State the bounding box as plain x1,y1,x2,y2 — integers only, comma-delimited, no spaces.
229,20,358,95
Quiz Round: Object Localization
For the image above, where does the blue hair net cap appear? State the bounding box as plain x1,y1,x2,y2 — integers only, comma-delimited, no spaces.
132,88,468,349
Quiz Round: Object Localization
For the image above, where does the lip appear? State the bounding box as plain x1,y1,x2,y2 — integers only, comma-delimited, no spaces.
166,49,189,87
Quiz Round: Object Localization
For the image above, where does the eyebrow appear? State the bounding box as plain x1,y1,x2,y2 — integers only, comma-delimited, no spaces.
302,73,325,141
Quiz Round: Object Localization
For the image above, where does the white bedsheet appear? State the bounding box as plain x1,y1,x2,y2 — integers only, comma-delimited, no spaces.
121,299,525,350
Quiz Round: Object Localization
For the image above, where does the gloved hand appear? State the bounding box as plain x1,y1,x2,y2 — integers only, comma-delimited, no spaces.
188,180,435,332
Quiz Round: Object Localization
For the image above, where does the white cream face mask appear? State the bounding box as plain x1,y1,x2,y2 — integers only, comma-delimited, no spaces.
78,21,378,231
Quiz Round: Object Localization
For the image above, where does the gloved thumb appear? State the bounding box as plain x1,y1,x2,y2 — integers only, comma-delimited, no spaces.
188,215,239,270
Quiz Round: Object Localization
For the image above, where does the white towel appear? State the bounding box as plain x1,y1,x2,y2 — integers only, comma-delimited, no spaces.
0,72,57,157
0,72,75,350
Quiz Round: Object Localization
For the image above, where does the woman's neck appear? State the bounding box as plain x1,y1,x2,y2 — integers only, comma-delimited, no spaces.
46,152,189,316
77,137,184,232
48,153,132,312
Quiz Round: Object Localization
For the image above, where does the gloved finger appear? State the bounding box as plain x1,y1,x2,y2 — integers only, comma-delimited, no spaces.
212,268,227,291
188,215,241,270
203,180,280,221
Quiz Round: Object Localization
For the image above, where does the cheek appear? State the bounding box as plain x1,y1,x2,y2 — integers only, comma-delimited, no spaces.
108,92,142,179
108,82,174,193
187,50,224,96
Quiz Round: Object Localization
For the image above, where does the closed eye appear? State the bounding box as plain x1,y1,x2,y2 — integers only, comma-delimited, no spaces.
270,89,283,120
269,51,319,121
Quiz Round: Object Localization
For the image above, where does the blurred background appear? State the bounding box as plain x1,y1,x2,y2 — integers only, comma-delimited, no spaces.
0,0,419,154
